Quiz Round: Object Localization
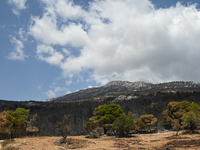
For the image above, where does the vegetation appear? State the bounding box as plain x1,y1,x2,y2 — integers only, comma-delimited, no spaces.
57,115,70,142
2,90,200,139
161,101,191,129
113,112,135,136
172,119,181,135
26,114,39,136
135,114,157,132
89,103,125,134
83,121,100,138
182,111,199,133
0,108,30,138
161,101,200,133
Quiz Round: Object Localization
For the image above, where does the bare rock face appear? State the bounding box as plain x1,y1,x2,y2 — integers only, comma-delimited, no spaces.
104,81,151,88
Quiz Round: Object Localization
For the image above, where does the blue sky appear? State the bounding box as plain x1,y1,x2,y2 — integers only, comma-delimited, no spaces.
1,0,200,101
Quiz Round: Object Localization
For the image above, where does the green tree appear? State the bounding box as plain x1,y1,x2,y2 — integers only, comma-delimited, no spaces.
113,112,135,137
161,101,200,132
135,114,157,132
90,103,125,134
57,115,70,141
0,108,30,138
182,111,199,133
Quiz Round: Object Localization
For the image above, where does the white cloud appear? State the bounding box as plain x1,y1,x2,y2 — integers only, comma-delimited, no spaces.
36,45,64,66
8,0,27,15
19,28,27,41
30,0,200,84
54,86,66,92
62,48,70,56
45,90,56,98
7,37,27,61
66,90,71,94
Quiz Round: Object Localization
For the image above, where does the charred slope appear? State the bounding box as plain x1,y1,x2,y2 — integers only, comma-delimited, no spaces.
46,81,200,102
1,90,200,138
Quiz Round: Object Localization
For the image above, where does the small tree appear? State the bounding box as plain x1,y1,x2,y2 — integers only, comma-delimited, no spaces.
0,108,30,138
90,103,125,134
57,115,70,142
135,114,157,132
26,114,39,136
182,111,199,133
113,112,135,137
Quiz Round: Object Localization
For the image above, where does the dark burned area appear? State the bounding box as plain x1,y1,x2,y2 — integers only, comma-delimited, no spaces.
1,89,200,139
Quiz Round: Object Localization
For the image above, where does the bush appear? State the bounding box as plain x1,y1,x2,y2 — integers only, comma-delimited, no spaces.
135,114,157,132
83,121,99,134
26,126,39,136
89,130,99,138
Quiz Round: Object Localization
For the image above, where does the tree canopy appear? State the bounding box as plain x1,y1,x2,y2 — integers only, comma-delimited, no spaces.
0,108,30,138
161,100,200,133
90,103,125,134
113,112,135,136
135,114,157,132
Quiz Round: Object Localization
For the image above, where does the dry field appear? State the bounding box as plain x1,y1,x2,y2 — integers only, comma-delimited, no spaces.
1,131,200,150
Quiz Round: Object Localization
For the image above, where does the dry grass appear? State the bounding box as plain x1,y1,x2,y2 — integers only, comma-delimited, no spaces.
1,131,200,150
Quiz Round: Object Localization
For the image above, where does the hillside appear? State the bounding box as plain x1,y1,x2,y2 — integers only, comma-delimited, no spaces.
1,80,200,139
45,81,200,102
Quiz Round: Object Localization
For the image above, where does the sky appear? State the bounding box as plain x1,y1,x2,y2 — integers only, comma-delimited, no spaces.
1,0,200,101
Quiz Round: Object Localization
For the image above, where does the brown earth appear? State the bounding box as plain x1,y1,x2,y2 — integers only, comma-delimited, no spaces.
1,131,200,150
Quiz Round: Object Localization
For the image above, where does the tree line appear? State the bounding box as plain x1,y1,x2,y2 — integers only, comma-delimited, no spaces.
0,100,200,141
84,101,200,137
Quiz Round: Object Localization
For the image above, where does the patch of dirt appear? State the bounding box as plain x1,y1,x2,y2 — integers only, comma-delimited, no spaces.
1,131,200,150
54,138,88,149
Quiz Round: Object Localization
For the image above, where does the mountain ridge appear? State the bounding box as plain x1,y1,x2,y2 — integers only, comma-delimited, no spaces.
45,80,200,102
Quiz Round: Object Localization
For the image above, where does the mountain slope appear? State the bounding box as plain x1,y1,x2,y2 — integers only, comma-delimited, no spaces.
45,81,200,102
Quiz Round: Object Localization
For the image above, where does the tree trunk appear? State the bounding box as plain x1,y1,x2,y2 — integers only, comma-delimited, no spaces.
103,127,107,135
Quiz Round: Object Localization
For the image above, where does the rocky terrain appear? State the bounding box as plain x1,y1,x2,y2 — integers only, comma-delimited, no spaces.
45,80,200,102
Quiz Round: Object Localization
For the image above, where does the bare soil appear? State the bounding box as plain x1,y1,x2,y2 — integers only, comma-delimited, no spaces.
1,131,200,150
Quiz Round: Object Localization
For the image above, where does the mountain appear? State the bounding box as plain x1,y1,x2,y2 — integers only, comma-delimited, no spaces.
1,80,200,137
45,80,200,102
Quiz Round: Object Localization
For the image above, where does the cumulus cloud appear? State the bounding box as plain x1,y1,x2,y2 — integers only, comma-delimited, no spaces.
8,0,27,15
45,86,67,98
29,0,200,84
54,86,66,92
7,37,27,61
36,45,64,66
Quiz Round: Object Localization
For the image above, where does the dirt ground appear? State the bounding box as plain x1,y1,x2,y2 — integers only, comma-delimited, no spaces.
1,131,200,150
